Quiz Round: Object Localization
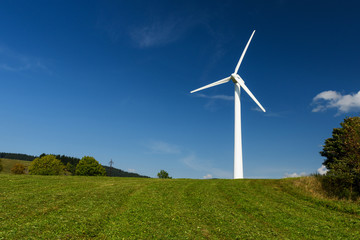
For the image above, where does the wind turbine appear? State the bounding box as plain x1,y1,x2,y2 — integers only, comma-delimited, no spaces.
190,30,265,179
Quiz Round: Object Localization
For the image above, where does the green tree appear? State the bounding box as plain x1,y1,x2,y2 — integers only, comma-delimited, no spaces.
28,155,65,175
65,162,76,175
320,116,360,199
11,163,26,174
75,156,106,176
157,170,172,179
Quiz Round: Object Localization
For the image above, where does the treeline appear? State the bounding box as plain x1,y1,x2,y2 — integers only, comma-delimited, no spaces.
0,152,149,178
0,152,36,161
103,166,148,178
39,153,81,166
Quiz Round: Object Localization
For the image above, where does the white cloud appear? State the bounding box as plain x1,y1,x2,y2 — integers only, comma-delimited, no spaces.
312,90,360,114
128,168,136,173
203,174,213,179
317,165,328,175
147,140,181,154
284,172,307,178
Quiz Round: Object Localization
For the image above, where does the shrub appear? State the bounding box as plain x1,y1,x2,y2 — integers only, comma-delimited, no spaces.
11,163,26,174
75,156,106,176
28,155,65,175
157,170,172,179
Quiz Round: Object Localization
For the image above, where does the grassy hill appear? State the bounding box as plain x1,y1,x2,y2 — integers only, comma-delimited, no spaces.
0,158,31,174
1,175,359,239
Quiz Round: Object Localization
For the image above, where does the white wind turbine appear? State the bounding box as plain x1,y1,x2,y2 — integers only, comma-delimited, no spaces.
190,30,265,179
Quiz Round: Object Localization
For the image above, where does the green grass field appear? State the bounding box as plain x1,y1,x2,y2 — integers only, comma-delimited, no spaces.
0,158,31,174
1,175,360,239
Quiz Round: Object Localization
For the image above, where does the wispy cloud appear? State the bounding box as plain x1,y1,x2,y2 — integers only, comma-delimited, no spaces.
195,93,233,101
193,93,233,112
317,165,328,175
312,90,360,115
0,47,51,74
0,46,51,74
146,140,181,154
181,154,232,179
129,14,206,48
130,20,181,48
251,107,283,117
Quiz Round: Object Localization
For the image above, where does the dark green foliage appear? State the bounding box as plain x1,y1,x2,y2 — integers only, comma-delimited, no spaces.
103,165,149,178
319,173,360,200
157,170,172,179
75,156,106,176
320,116,360,199
40,153,81,166
65,162,76,175
11,163,26,174
28,155,65,175
0,152,36,161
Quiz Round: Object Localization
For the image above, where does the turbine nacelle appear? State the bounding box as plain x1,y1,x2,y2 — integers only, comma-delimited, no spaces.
230,74,244,85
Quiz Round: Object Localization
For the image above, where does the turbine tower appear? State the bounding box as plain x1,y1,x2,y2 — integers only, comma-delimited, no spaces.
190,30,265,179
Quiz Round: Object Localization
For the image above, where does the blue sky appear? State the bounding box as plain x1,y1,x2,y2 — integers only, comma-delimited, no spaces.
1,0,359,178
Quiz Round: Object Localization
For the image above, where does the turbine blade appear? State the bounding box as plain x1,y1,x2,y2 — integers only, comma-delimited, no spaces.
238,76,266,112
234,30,256,75
190,77,231,93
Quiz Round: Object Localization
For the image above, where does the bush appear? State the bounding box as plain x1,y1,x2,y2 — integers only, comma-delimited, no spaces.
157,170,172,179
28,155,65,175
11,163,26,174
320,117,360,199
319,173,360,200
75,156,106,176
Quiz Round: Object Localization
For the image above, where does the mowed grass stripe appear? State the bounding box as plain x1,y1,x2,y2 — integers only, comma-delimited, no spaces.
218,180,360,239
1,175,150,239
1,175,360,239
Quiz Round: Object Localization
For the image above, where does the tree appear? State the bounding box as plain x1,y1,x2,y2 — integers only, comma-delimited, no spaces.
157,170,172,179
28,155,65,175
320,117,360,199
11,163,26,174
321,117,360,169
75,156,106,176
65,162,76,175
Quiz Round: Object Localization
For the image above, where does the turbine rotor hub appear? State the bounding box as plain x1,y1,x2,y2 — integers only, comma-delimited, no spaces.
231,74,244,85
230,74,238,83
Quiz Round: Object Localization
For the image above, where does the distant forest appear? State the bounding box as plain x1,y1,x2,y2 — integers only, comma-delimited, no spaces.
0,152,149,178
0,152,36,161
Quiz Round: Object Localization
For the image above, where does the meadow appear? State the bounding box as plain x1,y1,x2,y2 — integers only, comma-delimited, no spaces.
1,174,360,239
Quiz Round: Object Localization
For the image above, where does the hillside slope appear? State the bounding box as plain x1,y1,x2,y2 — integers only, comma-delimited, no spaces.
1,175,359,239
0,158,31,174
